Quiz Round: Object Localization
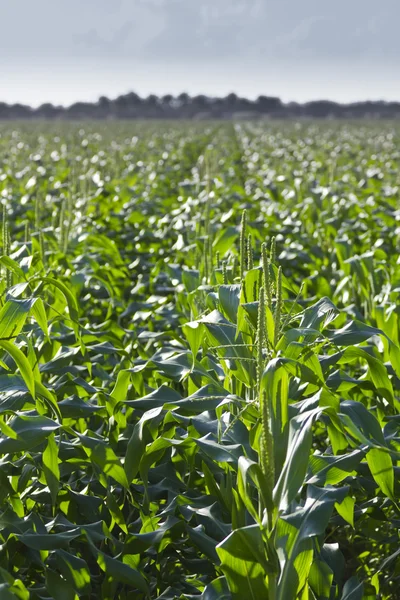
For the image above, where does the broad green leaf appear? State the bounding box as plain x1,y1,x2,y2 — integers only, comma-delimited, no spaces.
33,276,80,339
43,433,60,508
199,310,255,385
213,226,239,256
0,340,35,399
31,297,49,338
200,577,231,600
124,516,182,554
46,569,77,600
238,456,273,522
0,415,59,454
55,550,92,595
182,268,200,292
183,321,205,367
216,526,269,599
0,568,29,600
90,443,129,489
106,489,128,534
309,560,334,600
273,411,317,511
335,496,355,527
277,486,348,599
0,256,27,280
125,407,163,483
341,577,364,599
366,447,395,501
0,298,35,340
219,285,241,324
307,450,364,486
94,547,149,594
260,358,290,475
338,347,395,406
16,529,81,550
110,369,131,403
300,297,339,330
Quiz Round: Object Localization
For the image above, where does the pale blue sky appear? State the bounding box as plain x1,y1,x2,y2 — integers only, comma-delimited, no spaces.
2,0,399,105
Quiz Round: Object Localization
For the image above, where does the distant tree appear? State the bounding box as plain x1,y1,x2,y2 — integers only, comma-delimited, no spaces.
303,101,339,118
160,95,174,116
256,96,282,112
161,94,173,105
0,103,11,118
146,95,158,105
237,97,253,111
124,92,142,105
112,93,143,118
36,103,60,119
177,93,190,105
225,93,239,106
114,95,128,108
98,96,110,108
0,90,398,120
67,102,93,119
192,95,208,108
96,96,110,117
9,104,32,119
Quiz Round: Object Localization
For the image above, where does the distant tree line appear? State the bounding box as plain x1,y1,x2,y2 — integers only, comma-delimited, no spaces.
1,93,400,120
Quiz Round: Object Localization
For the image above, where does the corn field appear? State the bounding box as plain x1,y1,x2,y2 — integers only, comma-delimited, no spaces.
0,120,399,599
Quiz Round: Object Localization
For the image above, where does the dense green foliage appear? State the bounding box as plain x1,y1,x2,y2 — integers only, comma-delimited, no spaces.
0,121,399,599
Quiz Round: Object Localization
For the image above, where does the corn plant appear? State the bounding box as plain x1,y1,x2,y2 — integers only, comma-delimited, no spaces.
0,120,396,600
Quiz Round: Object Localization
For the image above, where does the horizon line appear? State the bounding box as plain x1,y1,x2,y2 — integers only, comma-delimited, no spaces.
2,91,400,110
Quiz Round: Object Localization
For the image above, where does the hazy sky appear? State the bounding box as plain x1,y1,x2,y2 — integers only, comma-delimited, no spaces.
2,0,399,106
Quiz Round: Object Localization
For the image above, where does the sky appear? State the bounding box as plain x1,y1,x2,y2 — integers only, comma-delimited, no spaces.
1,0,400,106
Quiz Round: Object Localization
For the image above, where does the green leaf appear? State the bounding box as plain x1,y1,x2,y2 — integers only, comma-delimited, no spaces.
16,529,81,550
366,447,395,501
300,297,339,330
219,285,241,324
238,457,273,522
339,400,385,445
33,276,80,339
45,569,77,600
338,347,395,406
276,486,348,599
0,568,29,600
0,256,27,281
125,516,182,554
341,577,364,599
125,407,163,483
0,340,35,399
182,321,205,366
187,526,220,563
182,268,200,292
110,369,131,404
42,433,60,508
199,310,255,385
31,297,49,338
307,450,364,486
216,526,269,600
106,489,128,534
335,495,355,527
213,226,239,256
54,550,92,595
95,547,149,594
0,415,59,453
90,443,129,489
273,410,319,511
308,560,333,600
200,577,231,600
35,380,62,420
0,298,35,340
